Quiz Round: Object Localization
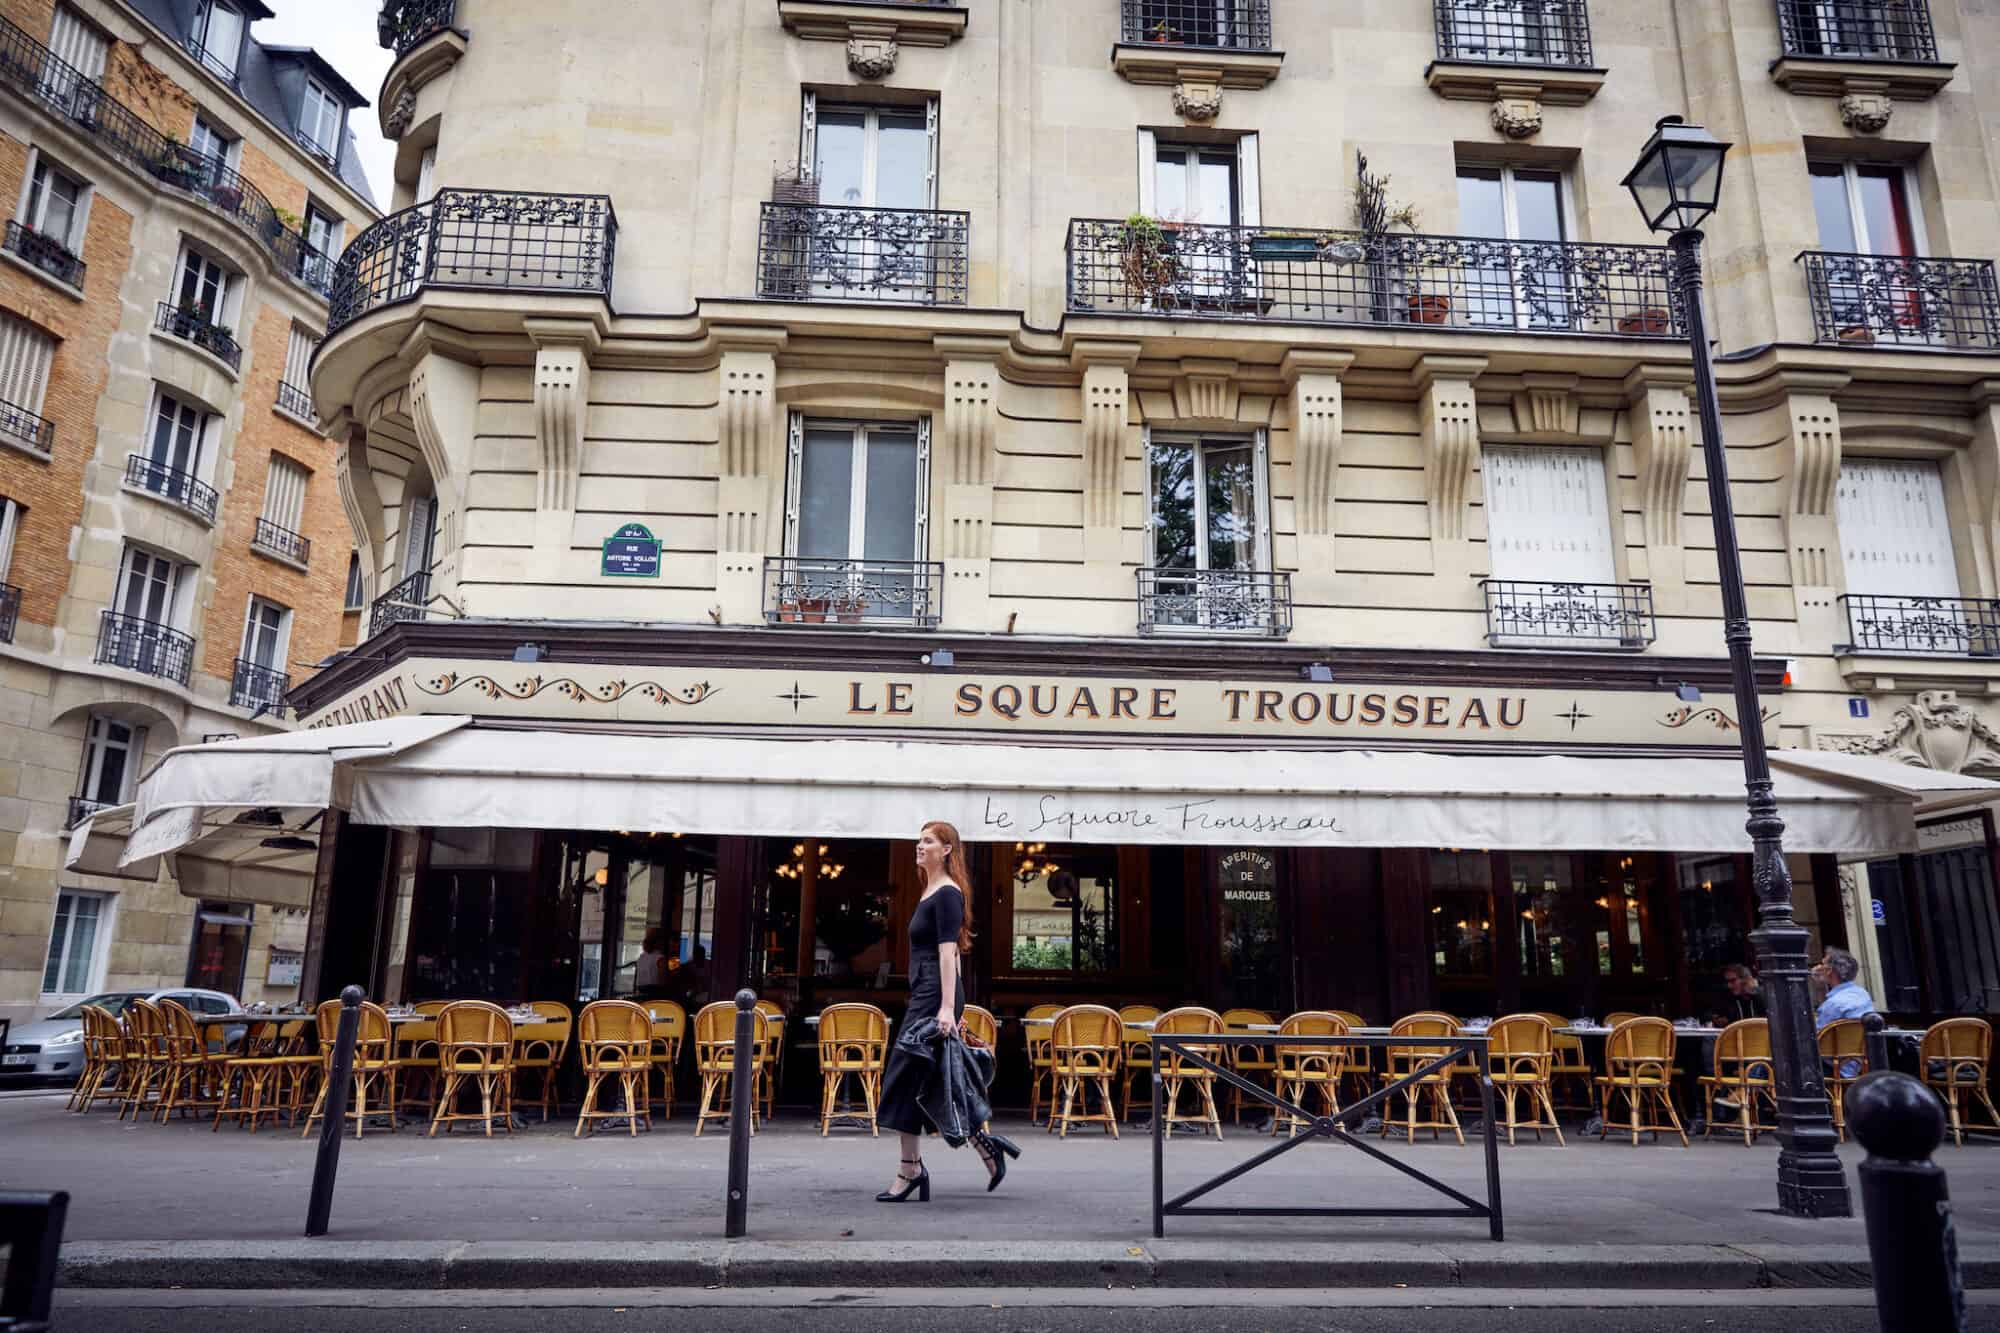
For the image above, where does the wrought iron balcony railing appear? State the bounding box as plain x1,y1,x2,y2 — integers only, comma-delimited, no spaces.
379,0,458,57
1119,0,1272,50
0,581,18,643
1839,594,2000,657
0,392,54,458
180,34,241,87
757,204,970,306
230,657,291,712
0,17,331,298
327,189,618,337
1434,1,1593,66
1776,0,1939,62
155,302,243,371
66,795,111,829
95,609,194,685
252,517,312,568
276,380,315,422
1797,252,2000,350
3,219,85,287
370,569,432,637
764,557,944,628
1067,220,1681,339
124,453,219,525
1137,568,1293,638
1481,580,1656,650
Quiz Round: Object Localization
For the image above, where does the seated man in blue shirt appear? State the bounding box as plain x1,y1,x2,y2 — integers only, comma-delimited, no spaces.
1814,947,1876,1078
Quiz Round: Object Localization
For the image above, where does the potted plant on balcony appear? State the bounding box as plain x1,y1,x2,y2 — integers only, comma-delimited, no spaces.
1118,213,1181,306
834,594,869,624
1145,19,1184,44
1835,305,1875,344
1247,228,1323,263
1354,151,1432,324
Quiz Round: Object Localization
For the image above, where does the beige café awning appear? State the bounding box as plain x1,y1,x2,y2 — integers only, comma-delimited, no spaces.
70,718,2000,895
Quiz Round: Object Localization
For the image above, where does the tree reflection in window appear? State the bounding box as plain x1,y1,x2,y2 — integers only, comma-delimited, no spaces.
1009,844,1118,972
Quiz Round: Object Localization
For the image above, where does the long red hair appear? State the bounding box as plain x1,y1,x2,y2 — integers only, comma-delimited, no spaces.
922,820,976,952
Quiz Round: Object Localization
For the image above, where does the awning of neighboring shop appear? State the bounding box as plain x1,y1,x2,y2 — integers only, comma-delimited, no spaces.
100,717,2000,873
65,803,319,909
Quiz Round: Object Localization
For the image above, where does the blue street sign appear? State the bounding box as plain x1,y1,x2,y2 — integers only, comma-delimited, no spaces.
1871,898,1886,924
601,523,661,578
1847,698,1870,719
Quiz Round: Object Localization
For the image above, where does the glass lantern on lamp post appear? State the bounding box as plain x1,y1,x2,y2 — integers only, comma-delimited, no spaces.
1621,116,1852,1219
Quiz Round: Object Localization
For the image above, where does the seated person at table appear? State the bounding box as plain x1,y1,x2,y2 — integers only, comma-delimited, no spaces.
1814,947,1876,1079
1708,963,1770,1112
634,930,671,997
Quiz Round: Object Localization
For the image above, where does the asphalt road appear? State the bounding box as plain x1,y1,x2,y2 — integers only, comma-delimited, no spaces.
52,1289,2000,1333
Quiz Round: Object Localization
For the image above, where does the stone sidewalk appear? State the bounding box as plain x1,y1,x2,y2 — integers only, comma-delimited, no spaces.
5,1090,1994,1289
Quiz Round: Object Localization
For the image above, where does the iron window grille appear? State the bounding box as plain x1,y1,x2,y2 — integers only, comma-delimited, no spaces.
1433,0,1593,66
94,609,194,685
1066,220,1681,338
154,301,242,371
0,18,328,296
251,517,311,568
229,657,291,712
1797,251,2000,350
275,380,315,422
1775,0,1939,62
1838,594,2000,657
0,581,17,643
0,391,55,458
1481,580,1656,650
1119,0,1273,50
124,453,219,525
757,203,970,305
763,556,944,628
65,795,110,828
369,569,431,637
1136,567,1293,638
378,0,458,57
2,219,85,287
180,33,240,87
326,189,618,337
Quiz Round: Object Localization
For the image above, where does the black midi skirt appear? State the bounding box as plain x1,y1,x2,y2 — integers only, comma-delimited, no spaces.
877,955,965,1137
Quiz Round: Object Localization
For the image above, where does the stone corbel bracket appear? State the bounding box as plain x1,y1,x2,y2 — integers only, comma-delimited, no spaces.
1509,373,1584,440
1426,61,1604,142
1623,364,1696,554
1112,45,1283,124
1770,56,1955,123
523,318,601,517
936,335,1006,567
1777,374,1852,589
1282,350,1355,543
1073,341,1142,560
1412,355,1488,546
379,23,467,140
336,425,387,606
1172,358,1241,423
778,0,968,79
717,333,788,555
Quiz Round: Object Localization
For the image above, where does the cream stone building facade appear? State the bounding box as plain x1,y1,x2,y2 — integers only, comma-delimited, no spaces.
0,0,378,1028
83,0,1999,1041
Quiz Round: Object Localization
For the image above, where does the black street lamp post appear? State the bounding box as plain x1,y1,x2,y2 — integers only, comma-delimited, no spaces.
1622,117,1852,1218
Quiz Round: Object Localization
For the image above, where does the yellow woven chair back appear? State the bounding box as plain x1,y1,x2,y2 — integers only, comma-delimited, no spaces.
1921,1017,1991,1064
124,999,161,1057
1156,1006,1224,1072
694,1001,767,1070
817,1003,889,1070
315,998,393,1066
1818,1018,1866,1062
1053,1004,1122,1071
1535,1013,1585,1058
412,1000,449,1016
437,1000,515,1074
1488,1013,1552,1058
1221,1008,1275,1031
1606,1016,1677,1082
961,1004,998,1050
155,998,201,1056
644,998,687,1044
1276,1011,1348,1079
1388,1012,1459,1080
578,999,653,1070
1603,1011,1642,1028
1024,1003,1065,1022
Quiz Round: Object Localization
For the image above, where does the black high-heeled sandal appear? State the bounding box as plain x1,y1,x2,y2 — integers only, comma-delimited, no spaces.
974,1133,1021,1192
876,1159,930,1203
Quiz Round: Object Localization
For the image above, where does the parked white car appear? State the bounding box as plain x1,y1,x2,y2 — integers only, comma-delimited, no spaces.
1,988,243,1084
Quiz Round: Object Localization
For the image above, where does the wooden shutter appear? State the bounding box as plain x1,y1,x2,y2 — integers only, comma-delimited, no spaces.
1481,445,1617,585
1235,133,1261,228
0,313,55,418
283,325,317,391
50,5,106,79
402,495,435,577
1136,129,1158,214
1836,457,1960,599
261,455,307,532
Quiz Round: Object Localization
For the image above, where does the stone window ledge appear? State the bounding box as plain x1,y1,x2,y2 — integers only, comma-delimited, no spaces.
1425,60,1606,105
149,325,241,384
778,0,967,77
1112,44,1283,90
1833,652,2000,695
1769,56,1954,101
250,539,311,575
0,247,85,302
0,433,52,464
272,401,322,435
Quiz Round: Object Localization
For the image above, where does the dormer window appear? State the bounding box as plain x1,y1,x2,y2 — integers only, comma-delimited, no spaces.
192,1,244,80
299,78,342,159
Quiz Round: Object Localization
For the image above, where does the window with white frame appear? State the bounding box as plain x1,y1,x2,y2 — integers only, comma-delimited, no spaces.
76,712,145,813
300,203,340,286
1144,431,1272,630
400,493,437,580
0,495,21,583
239,596,291,672
146,389,212,481
344,550,364,609
1135,131,1260,307
49,5,108,80
1478,444,1650,645
259,454,308,536
300,79,342,157
1810,159,1923,258
189,114,239,172
1836,459,1970,651
1457,163,1573,328
193,0,244,79
279,325,318,423
416,146,437,205
20,156,89,251
114,544,191,629
783,417,931,620
174,246,239,328
796,93,939,299
0,312,56,455
41,889,110,996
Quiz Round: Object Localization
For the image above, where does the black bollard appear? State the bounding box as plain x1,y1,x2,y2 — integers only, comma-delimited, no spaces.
305,986,364,1238
0,1190,68,1332
1863,1012,1891,1078
724,988,756,1238
1849,1071,1967,1333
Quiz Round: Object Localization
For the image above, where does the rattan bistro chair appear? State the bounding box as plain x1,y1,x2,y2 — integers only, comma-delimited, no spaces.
754,999,786,1121
1381,1013,1464,1145
694,1000,768,1136
1485,1014,1564,1146
1598,1017,1688,1147
1921,1018,1999,1146
214,1019,316,1134
1220,1008,1277,1125
1817,1019,1869,1142
1699,1018,1775,1146
1024,1004,1064,1124
514,1001,573,1123
154,999,229,1123
961,1004,998,1051
1117,1005,1161,1121
429,1001,517,1137
1536,1013,1594,1111
68,1005,126,1113
1272,1011,1347,1138
1331,1009,1373,1101
643,999,688,1120
1050,1005,1122,1139
575,1000,654,1138
1155,1006,1226,1140
302,999,397,1139
117,999,167,1121
391,1010,443,1118
816,1003,890,1136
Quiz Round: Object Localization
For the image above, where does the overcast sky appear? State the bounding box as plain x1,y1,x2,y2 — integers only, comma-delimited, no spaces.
252,0,395,206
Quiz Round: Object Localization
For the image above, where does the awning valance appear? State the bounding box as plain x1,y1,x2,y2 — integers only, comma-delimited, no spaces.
90,719,2000,880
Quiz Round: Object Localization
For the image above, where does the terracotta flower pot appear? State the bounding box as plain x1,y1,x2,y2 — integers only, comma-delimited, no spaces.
1617,307,1670,335
1407,293,1451,325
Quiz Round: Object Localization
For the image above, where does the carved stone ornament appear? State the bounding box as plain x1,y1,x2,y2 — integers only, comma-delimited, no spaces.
847,34,898,78
384,87,417,139
1489,92,1543,140
1839,90,1893,134
1825,689,2000,776
1173,77,1223,122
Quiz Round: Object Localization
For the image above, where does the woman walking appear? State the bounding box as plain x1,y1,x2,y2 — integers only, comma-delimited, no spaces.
875,820,1020,1202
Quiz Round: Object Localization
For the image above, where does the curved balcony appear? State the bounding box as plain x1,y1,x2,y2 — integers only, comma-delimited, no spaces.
124,453,219,525
154,302,243,372
325,189,618,338
94,610,194,686
379,0,458,58
0,17,331,299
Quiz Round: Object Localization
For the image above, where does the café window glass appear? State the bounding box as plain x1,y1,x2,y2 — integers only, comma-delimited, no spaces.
1428,849,1494,979
1009,843,1118,973
186,901,252,995
1218,848,1281,1012
1512,850,1578,981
